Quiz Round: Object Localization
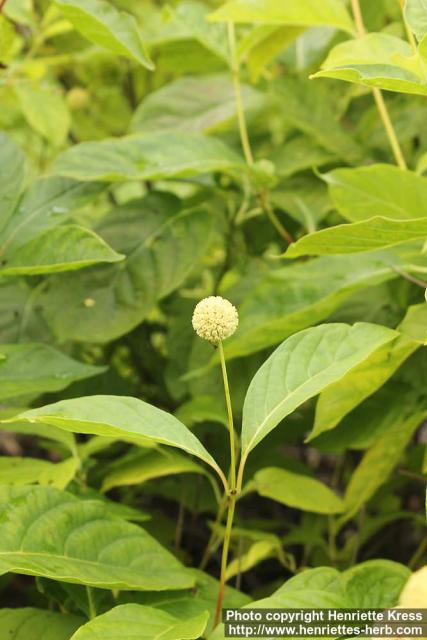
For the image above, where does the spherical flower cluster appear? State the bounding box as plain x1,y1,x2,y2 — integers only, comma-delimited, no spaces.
192,296,239,345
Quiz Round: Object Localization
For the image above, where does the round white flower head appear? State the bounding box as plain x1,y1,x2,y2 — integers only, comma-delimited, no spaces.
192,296,239,345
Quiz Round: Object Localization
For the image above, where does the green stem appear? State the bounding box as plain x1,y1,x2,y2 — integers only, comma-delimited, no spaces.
86,586,97,619
228,22,254,167
227,22,293,244
351,0,407,170
218,340,236,490
398,0,418,53
214,493,236,627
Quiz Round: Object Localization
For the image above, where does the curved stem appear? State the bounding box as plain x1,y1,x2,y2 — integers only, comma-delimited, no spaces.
218,340,236,490
227,22,293,244
228,22,254,167
350,0,407,170
214,493,236,627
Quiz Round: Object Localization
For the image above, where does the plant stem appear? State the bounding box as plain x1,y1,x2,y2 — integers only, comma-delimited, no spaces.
398,0,418,53
227,22,293,244
214,340,238,627
214,492,236,627
350,0,407,170
86,586,97,619
228,22,254,168
218,340,236,490
0,0,9,12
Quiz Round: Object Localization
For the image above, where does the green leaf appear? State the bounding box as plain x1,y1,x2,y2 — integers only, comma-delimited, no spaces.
341,408,426,522
175,396,228,429
0,608,83,640
405,0,427,41
15,85,71,146
0,420,76,453
69,605,207,640
208,0,355,34
242,25,305,82
0,176,104,255
52,132,244,182
0,225,124,275
222,248,422,360
210,568,348,640
0,457,78,489
131,74,265,134
101,448,207,493
273,78,364,163
0,343,104,400
312,304,427,438
11,395,225,483
324,164,427,221
41,206,212,342
0,486,193,590
312,33,427,95
270,136,334,179
54,0,154,69
341,560,411,608
285,216,427,257
253,467,344,514
0,15,16,64
0,133,25,232
241,323,398,456
225,537,282,581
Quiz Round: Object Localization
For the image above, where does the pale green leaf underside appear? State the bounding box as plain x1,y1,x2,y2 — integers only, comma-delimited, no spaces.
0,486,193,590
101,448,206,493
208,0,355,34
341,409,426,522
254,467,344,514
285,216,427,257
10,395,223,478
52,132,244,182
0,608,83,640
1,225,124,275
0,343,104,400
55,0,154,69
312,304,427,438
312,33,427,95
405,0,427,41
0,457,77,489
242,323,398,454
69,605,208,640
324,164,427,222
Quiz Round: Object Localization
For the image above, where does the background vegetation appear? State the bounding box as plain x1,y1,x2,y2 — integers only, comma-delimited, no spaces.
0,0,426,637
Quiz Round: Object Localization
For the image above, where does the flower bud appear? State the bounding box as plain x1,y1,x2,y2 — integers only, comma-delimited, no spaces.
192,296,238,345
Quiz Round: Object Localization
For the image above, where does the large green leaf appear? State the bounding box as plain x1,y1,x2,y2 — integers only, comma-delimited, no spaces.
0,486,193,590
208,0,355,34
0,457,77,489
0,343,104,400
273,78,363,163
52,132,244,182
0,608,83,640
101,448,207,492
312,33,427,95
131,74,264,134
55,0,154,69
285,216,427,257
221,248,414,360
341,408,426,522
324,164,427,221
210,568,349,640
0,225,123,275
70,605,207,640
10,395,225,482
405,0,427,41
241,323,398,456
253,467,344,514
312,304,427,439
41,205,212,342
15,85,71,146
342,560,411,608
0,176,104,254
0,133,25,232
